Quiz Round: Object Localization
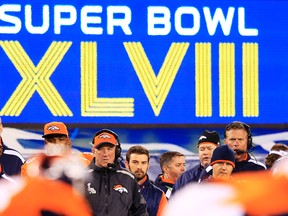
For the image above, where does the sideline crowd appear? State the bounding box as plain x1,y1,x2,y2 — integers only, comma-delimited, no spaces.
0,118,288,216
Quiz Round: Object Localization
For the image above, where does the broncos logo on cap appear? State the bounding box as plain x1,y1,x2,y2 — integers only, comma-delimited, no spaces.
199,135,207,140
47,126,60,131
113,184,128,194
99,134,112,139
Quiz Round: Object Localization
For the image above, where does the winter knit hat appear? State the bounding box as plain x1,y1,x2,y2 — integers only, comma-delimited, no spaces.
210,145,235,168
197,130,221,147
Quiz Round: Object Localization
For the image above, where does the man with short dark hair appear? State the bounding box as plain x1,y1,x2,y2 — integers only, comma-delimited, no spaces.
154,151,186,198
125,145,167,216
224,121,266,172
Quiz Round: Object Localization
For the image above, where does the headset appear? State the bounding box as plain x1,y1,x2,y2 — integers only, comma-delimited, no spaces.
92,129,122,161
224,121,253,150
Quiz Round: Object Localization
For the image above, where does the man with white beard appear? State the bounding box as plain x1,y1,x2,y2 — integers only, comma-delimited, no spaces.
21,122,91,177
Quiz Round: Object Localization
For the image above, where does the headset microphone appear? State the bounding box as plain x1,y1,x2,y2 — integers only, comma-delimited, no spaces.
235,149,246,155
107,163,116,170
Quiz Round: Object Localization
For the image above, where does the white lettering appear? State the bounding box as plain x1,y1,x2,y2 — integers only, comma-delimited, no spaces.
0,4,258,37
0,4,21,34
25,5,49,34
175,7,200,36
54,5,77,34
81,6,103,35
148,6,171,35
204,7,234,36
238,7,258,36
107,6,132,35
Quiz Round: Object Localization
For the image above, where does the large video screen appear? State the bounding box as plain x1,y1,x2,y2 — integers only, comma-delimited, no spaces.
0,0,287,124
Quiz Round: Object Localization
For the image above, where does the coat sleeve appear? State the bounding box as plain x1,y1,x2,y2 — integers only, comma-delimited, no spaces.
130,180,148,216
172,172,186,194
156,192,168,216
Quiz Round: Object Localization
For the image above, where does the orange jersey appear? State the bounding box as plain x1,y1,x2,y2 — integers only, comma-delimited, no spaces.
230,170,288,215
81,152,94,163
0,177,92,216
164,169,288,216
21,152,92,177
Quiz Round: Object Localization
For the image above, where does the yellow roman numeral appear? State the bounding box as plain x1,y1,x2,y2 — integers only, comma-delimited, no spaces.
219,42,235,117
243,43,259,117
124,42,189,116
195,43,212,117
0,41,259,118
81,42,134,116
196,42,259,117
0,41,72,116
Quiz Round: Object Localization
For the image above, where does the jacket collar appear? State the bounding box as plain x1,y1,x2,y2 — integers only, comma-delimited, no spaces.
89,158,118,172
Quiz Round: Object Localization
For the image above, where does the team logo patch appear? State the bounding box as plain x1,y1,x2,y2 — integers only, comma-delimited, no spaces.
47,125,60,132
87,183,96,194
113,184,128,194
99,134,112,139
199,135,207,140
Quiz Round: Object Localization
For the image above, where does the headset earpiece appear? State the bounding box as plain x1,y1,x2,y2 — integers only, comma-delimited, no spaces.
115,145,122,159
242,123,253,150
